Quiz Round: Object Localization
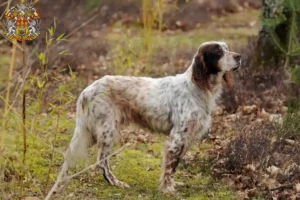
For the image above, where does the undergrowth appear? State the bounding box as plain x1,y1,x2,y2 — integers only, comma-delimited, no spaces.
216,99,300,199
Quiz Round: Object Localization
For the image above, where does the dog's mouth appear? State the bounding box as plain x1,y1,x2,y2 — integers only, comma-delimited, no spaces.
232,62,241,71
233,66,239,71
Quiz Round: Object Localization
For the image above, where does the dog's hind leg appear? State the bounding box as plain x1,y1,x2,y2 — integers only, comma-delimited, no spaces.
96,119,130,188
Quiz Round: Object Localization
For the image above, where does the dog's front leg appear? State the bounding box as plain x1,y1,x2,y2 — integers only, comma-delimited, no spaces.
159,127,189,193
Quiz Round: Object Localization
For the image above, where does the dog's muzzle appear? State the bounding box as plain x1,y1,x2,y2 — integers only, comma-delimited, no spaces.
233,61,241,71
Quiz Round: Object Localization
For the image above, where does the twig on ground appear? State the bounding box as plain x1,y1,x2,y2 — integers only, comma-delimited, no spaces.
269,184,294,191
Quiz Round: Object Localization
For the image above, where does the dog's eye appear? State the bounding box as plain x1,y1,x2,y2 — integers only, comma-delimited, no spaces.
216,46,222,52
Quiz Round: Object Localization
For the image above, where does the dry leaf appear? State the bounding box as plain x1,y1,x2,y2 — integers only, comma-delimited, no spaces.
295,183,300,193
280,106,288,113
136,134,146,143
266,165,281,176
212,106,224,116
242,105,258,115
268,114,283,125
247,188,257,197
245,164,256,172
258,108,270,118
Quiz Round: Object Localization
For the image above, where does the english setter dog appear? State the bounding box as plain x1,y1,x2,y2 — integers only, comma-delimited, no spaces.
57,41,241,194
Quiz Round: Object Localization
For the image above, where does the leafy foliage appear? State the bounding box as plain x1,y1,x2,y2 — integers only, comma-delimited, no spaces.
261,0,300,83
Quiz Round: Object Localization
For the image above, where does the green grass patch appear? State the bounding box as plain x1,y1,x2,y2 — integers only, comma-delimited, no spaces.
56,135,235,199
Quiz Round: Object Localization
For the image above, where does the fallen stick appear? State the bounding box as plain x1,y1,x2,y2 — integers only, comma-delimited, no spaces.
269,184,294,191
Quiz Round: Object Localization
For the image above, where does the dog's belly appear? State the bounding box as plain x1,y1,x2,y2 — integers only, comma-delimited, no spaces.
145,111,173,133
126,105,173,134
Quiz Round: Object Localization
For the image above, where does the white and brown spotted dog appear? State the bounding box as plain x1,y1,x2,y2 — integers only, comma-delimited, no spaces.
58,41,241,193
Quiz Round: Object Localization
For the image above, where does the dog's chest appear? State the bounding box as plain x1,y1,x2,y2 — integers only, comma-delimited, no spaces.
202,115,212,135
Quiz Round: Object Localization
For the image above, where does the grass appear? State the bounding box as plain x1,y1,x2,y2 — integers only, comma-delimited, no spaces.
0,55,11,88
2,107,236,199
51,131,235,200
107,26,256,54
214,9,259,24
106,9,259,76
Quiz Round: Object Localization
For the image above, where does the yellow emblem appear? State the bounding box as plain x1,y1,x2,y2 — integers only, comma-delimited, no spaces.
3,4,41,42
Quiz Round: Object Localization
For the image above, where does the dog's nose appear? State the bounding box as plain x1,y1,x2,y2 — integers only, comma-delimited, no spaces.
234,54,241,61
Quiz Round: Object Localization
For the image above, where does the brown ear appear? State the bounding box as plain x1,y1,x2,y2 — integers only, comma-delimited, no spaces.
192,54,210,90
223,72,233,87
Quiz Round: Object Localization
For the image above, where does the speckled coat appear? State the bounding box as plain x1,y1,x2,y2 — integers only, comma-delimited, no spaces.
59,41,241,193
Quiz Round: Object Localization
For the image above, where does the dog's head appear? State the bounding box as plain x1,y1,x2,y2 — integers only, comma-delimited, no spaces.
192,41,241,90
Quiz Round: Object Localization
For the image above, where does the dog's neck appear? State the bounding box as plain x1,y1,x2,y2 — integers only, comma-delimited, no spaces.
182,63,224,98
208,72,224,97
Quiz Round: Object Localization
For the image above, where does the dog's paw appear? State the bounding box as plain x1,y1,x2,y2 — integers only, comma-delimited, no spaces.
161,185,176,194
174,181,184,187
114,180,130,189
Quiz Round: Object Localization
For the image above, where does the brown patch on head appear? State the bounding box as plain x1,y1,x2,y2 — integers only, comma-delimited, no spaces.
192,43,224,90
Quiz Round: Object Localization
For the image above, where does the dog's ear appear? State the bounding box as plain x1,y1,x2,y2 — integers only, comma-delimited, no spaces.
223,71,233,87
192,52,210,90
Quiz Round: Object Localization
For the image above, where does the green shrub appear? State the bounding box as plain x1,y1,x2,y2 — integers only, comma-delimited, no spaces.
261,0,300,83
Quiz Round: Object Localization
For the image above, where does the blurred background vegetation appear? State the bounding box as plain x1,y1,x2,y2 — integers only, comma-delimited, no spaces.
0,0,299,199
